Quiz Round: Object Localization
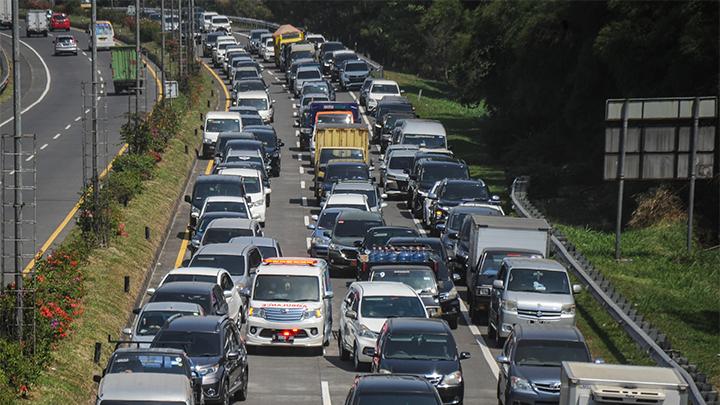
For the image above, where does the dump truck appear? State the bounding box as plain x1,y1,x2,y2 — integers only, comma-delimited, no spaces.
313,123,369,195
110,46,142,94
26,10,48,37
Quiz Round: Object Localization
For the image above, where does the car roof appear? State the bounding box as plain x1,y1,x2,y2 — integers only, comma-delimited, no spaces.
166,267,223,278
352,281,418,297
327,193,367,204
386,317,450,333
203,195,247,204
155,281,215,294
217,168,262,178
326,160,367,167
354,374,436,394
402,119,446,135
337,210,382,221
236,90,268,98
333,182,375,191
256,261,324,276
205,217,258,230
371,79,399,86
420,160,465,168
227,149,262,157
444,178,486,187
229,236,277,248
205,111,239,119
387,236,442,247
388,149,418,158
512,325,586,342
196,174,243,184
195,242,254,256
164,314,226,332
140,301,204,312
448,204,502,215
504,257,566,271
98,374,191,402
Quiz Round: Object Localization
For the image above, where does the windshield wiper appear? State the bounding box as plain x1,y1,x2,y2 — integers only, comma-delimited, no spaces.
518,362,559,367
292,299,319,302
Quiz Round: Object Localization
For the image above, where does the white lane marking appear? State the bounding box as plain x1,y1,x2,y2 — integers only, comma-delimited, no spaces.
82,51,87,56
296,140,300,148
411,217,428,235
97,70,101,75
301,196,307,206
303,215,309,226
53,133,61,139
25,154,34,162
97,96,101,101
297,152,302,162
64,124,71,130
100,76,104,82
321,381,332,405
300,180,305,189
88,57,91,62
74,116,81,122
306,237,311,250
0,34,52,129
9,170,14,175
85,109,90,114
299,166,304,174
40,143,48,150
459,300,500,378
351,90,375,134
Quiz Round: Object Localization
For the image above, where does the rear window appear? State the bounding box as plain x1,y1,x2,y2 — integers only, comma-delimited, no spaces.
372,84,400,94
203,228,254,244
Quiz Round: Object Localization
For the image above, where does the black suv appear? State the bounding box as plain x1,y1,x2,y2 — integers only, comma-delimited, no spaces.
344,374,443,405
426,179,498,232
152,315,249,404
244,125,284,177
371,318,470,405
407,160,469,218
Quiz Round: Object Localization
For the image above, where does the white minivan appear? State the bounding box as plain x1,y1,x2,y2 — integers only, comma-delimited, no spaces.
235,90,274,123
202,111,242,158
216,167,271,225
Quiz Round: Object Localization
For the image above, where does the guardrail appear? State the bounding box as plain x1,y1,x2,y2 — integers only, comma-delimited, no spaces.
0,46,9,94
511,176,716,405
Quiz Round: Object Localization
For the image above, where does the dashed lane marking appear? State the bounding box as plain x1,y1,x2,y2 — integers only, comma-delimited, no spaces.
304,215,309,226
300,180,305,189
40,143,48,150
74,116,81,122
301,196,307,206
459,300,500,378
306,237,312,251
53,133,60,139
64,124,71,130
299,166,304,174
25,154,34,162
321,381,332,405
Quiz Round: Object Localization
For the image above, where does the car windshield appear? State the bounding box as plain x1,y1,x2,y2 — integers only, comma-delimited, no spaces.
235,70,260,80
96,23,112,36
507,269,570,294
421,165,467,183
57,37,74,44
251,130,277,147
53,15,67,21
163,274,216,284
238,98,268,110
328,204,366,210
345,62,368,72
190,254,246,276
154,331,221,357
372,84,399,94
372,269,437,294
108,353,188,375
326,165,369,181
204,201,247,215
317,114,353,125
318,211,340,229
193,182,243,208
258,246,279,258
384,332,455,361
364,229,418,247
240,176,261,193
292,51,314,60
135,310,199,336
319,149,364,165
203,228,255,244
360,296,426,319
298,70,322,80
253,275,319,302
480,251,542,276
235,81,265,92
225,155,263,165
515,340,590,366
403,135,445,148
150,291,211,314
213,17,229,23
444,183,489,201
206,119,240,133
304,83,329,94
389,155,413,170
334,219,383,238
356,394,439,405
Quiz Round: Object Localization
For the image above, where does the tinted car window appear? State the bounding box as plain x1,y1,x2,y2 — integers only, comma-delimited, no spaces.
206,119,240,133
356,394,439,405
507,269,570,294
154,331,222,357
136,310,199,336
360,296,426,318
190,254,246,276
150,291,211,314
334,220,384,238
326,165,369,182
193,182,243,208
514,340,590,366
108,353,188,375
203,228,255,244
443,182,489,201
384,332,455,360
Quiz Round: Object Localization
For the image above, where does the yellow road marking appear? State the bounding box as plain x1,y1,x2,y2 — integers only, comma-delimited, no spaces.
23,56,162,274
173,61,228,268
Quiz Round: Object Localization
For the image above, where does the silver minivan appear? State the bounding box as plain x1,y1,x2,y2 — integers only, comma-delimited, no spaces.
397,119,448,150
488,258,581,345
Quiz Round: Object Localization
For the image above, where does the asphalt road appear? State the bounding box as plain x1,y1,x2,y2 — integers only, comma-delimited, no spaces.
136,31,507,405
0,25,158,272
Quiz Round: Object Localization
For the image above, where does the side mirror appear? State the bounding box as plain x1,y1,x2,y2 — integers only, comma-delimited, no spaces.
92,375,102,383
122,327,132,336
448,233,458,240
594,358,605,364
132,307,141,315
324,291,334,299
311,214,319,221
572,284,582,294
492,195,501,202
184,195,192,203
409,174,417,181
226,351,240,361
496,355,510,364
493,280,504,290
265,188,272,195
400,89,406,94
223,290,233,298
436,223,446,232
278,141,285,147
306,223,316,230
199,124,204,131
452,273,461,281
459,351,471,360
345,310,357,320
146,288,156,296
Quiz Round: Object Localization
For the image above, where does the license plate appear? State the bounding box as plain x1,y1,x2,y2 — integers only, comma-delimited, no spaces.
527,319,546,325
272,334,295,343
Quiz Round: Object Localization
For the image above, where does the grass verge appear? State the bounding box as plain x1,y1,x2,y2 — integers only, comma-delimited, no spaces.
558,221,720,387
23,71,213,405
385,70,659,367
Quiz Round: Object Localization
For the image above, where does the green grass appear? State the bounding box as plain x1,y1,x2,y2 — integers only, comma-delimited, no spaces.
23,72,214,404
557,221,720,387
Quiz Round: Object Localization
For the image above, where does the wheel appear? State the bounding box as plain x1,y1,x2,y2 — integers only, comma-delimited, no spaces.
353,342,362,371
488,320,497,341
494,319,504,347
220,379,230,405
447,316,458,330
233,366,248,401
338,331,350,361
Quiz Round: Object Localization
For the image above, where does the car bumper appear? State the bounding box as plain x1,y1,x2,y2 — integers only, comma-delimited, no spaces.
384,177,409,193
310,244,329,258
437,384,464,405
55,47,77,53
245,317,325,347
328,248,357,269
356,335,377,363
504,388,559,405
499,311,576,338
440,299,460,319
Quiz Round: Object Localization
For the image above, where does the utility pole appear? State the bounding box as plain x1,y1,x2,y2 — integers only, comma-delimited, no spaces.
135,0,141,117
161,0,165,94
11,0,23,341
91,0,99,237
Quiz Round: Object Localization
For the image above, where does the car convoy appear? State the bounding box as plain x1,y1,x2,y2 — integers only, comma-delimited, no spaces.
92,7,689,405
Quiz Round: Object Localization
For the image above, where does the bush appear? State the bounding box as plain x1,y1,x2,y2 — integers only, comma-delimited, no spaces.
112,153,156,180
106,170,144,205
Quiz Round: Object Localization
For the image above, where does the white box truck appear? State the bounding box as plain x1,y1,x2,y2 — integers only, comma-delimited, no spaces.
560,362,689,405
25,9,48,37
0,0,11,28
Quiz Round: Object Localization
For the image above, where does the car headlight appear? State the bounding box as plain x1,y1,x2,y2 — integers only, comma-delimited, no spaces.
357,324,378,339
302,308,322,319
312,235,329,245
328,243,336,251
561,303,576,315
435,209,444,218
510,376,533,391
440,287,458,302
202,137,213,144
441,370,463,386
249,200,263,208
502,299,518,312
248,306,266,319
196,364,219,377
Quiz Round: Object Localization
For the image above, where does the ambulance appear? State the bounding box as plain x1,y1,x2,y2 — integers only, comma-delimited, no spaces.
243,258,333,351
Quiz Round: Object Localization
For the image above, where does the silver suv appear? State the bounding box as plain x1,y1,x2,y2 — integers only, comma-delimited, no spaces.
488,258,581,346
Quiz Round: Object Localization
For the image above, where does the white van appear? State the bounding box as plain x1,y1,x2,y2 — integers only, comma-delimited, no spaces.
201,11,218,32
235,90,274,123
216,167,270,224
242,258,333,352
397,119,448,150
202,111,242,158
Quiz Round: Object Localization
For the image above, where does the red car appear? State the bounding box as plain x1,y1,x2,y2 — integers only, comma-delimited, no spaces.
50,13,70,31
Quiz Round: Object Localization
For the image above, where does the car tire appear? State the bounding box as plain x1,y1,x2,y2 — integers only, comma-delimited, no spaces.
488,321,497,341
220,379,231,405
353,342,362,371
447,316,458,330
338,331,350,361
234,366,248,401
494,320,504,347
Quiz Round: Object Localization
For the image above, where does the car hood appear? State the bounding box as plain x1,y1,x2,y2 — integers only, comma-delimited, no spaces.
190,355,223,368
381,358,459,376
513,364,561,387
331,237,361,247
386,169,408,179
360,318,388,333
505,291,574,311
